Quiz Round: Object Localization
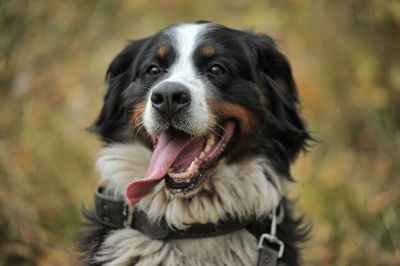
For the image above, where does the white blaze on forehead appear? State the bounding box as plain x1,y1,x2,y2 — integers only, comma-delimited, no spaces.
143,23,212,136
167,23,209,79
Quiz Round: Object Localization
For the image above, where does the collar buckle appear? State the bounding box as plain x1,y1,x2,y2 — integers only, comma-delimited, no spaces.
123,204,134,227
257,204,285,258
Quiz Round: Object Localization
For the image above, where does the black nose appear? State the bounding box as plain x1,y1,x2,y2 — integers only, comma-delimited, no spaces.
151,82,191,118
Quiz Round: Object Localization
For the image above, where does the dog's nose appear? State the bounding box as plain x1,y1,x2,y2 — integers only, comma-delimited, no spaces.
151,82,191,117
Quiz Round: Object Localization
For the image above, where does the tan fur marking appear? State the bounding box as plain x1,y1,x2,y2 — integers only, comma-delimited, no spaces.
130,101,146,127
156,46,169,57
207,98,259,134
201,45,214,57
276,78,293,96
129,101,148,144
276,78,286,90
207,98,260,158
255,86,268,107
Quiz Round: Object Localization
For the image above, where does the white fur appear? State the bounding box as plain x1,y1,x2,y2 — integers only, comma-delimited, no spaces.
96,143,152,198
95,142,286,265
94,228,258,266
143,23,211,136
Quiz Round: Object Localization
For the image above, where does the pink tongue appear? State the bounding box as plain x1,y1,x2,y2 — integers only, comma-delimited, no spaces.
126,130,193,206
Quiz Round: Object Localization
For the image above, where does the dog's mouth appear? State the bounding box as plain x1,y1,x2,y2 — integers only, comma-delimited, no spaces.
164,121,235,193
126,121,235,206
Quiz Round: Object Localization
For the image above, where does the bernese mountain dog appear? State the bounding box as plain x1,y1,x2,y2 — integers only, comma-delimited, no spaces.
79,21,312,266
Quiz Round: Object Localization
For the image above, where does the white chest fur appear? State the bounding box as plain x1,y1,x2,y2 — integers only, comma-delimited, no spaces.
94,143,286,266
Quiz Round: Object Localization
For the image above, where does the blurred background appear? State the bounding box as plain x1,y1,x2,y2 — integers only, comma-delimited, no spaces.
1,0,399,265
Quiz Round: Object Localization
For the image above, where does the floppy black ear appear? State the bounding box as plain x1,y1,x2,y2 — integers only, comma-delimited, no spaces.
252,34,299,101
89,38,149,142
251,34,312,173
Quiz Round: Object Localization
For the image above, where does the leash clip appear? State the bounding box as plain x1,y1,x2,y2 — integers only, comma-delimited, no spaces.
257,205,285,258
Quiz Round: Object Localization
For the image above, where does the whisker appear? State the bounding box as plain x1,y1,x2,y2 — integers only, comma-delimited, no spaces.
213,122,228,134
131,84,153,90
207,124,223,138
209,121,228,138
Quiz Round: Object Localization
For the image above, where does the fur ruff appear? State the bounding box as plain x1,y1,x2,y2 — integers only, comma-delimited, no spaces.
91,143,287,265
94,228,258,266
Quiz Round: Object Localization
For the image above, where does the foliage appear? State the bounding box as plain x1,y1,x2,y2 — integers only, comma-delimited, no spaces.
1,0,399,265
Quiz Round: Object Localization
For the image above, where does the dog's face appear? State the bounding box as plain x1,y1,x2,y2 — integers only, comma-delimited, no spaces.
92,22,309,203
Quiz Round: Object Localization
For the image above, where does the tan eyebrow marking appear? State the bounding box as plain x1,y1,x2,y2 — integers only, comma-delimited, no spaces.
156,46,169,57
201,45,215,57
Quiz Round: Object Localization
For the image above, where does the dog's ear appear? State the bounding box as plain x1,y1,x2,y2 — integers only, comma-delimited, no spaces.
89,38,148,142
251,34,311,170
251,34,299,101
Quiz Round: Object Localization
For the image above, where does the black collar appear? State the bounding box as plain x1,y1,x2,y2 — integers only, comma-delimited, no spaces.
94,186,286,266
94,186,254,239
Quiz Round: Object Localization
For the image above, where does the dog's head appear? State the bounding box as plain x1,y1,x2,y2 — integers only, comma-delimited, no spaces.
92,22,310,223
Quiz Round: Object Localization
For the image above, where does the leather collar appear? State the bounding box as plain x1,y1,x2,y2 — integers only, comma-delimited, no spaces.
94,186,254,240
94,186,286,266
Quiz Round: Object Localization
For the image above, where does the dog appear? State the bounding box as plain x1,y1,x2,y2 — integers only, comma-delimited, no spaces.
79,21,312,266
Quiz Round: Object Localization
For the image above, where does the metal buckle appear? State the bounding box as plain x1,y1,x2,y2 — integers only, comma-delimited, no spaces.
257,205,285,258
123,204,134,227
258,233,285,258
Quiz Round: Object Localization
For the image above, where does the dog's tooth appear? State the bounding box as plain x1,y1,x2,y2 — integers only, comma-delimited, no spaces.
188,160,196,175
208,134,215,146
204,144,211,153
204,135,215,153
199,151,205,159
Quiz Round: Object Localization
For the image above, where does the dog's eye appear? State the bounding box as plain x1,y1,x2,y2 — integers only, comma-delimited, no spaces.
146,65,162,76
208,64,226,76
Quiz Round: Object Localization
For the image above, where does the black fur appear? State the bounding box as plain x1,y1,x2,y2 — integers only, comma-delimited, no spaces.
78,209,113,265
88,37,150,142
81,22,312,265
